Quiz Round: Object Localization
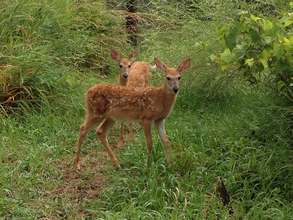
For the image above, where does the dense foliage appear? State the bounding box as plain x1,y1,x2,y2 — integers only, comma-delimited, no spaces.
213,5,293,101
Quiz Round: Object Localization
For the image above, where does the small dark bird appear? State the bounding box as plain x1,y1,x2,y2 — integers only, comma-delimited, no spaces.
214,177,234,214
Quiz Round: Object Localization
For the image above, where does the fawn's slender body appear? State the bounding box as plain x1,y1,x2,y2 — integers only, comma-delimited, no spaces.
75,58,191,169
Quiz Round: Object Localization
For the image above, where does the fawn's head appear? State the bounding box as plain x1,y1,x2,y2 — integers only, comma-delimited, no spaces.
154,57,191,94
111,49,138,80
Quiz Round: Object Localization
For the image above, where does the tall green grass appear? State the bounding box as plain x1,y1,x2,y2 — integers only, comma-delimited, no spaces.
0,0,128,113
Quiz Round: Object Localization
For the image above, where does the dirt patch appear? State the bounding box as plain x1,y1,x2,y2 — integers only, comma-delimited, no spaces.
42,125,138,218
48,123,137,202
51,151,107,202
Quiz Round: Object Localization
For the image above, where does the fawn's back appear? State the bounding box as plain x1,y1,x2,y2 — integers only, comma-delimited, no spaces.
86,84,174,121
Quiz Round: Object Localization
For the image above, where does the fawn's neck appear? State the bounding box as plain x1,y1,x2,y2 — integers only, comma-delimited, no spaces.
160,83,177,117
119,74,127,86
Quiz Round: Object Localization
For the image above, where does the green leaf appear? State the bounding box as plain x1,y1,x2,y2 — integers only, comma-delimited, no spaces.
282,36,293,52
220,64,230,71
250,15,262,22
262,20,273,31
234,43,247,59
259,49,272,69
281,13,293,27
210,54,217,62
220,48,234,64
273,42,284,58
264,36,273,45
245,58,254,67
277,80,286,91
224,26,239,50
249,28,261,42
238,10,249,16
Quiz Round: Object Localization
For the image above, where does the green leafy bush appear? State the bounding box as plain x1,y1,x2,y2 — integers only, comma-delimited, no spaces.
212,5,293,101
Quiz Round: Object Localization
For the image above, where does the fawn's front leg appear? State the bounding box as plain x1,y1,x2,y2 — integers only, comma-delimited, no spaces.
142,120,153,166
155,119,171,164
76,116,100,171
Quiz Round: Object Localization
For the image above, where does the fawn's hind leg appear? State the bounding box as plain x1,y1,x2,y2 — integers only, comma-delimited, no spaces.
116,122,135,148
127,122,135,142
97,118,123,148
96,118,121,168
75,116,101,170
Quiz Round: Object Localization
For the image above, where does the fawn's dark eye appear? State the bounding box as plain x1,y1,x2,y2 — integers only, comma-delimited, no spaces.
128,65,131,68
166,77,171,80
178,76,181,80
119,64,123,68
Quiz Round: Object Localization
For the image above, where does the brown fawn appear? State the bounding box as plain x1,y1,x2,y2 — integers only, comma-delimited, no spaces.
75,57,191,170
102,49,152,148
111,49,151,89
110,49,138,86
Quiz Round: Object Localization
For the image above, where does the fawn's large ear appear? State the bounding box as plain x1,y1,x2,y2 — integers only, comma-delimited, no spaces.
177,58,191,74
111,49,122,62
154,57,167,72
128,50,139,61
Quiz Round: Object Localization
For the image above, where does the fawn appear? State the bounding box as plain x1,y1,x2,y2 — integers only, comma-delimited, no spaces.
75,57,191,170
105,49,152,147
110,49,138,86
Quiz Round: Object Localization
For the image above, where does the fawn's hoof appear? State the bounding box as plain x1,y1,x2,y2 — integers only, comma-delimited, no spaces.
114,163,121,169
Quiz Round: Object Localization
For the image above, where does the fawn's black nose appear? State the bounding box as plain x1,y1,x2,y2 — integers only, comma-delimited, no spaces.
173,88,178,93
123,75,128,79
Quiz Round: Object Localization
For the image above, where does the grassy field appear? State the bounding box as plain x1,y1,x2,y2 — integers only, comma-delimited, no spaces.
1,0,292,219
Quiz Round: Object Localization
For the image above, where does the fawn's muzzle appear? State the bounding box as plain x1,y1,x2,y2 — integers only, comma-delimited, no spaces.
173,88,178,93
